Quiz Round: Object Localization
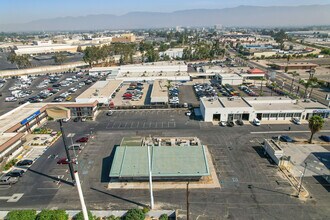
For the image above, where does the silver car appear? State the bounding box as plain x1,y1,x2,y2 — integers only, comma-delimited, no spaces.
0,176,18,185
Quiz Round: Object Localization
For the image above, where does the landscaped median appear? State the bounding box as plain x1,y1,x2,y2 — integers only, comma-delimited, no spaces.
0,209,175,220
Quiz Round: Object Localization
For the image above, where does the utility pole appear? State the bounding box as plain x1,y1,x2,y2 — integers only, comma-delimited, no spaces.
186,182,190,220
59,120,76,185
147,145,154,209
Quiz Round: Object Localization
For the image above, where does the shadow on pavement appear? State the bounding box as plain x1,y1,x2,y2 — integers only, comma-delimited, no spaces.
28,168,74,186
90,187,147,207
101,145,118,183
248,184,293,197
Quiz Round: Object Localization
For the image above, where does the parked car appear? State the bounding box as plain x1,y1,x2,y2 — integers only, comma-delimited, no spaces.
106,110,113,116
219,121,227,127
6,169,25,177
73,117,80,122
17,159,33,166
253,118,261,126
81,117,86,122
68,144,83,150
236,119,244,126
280,135,294,142
292,118,301,125
185,111,192,116
319,135,330,142
0,176,18,185
57,158,77,165
76,137,89,143
227,121,235,127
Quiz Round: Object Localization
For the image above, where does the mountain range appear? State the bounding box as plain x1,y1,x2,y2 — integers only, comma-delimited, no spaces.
1,5,330,32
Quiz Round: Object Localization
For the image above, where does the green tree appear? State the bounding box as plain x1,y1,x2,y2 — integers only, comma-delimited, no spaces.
74,210,94,220
159,214,168,220
37,210,68,220
7,52,31,69
308,115,325,143
308,77,319,98
6,210,37,220
54,53,66,65
106,215,121,220
124,208,145,220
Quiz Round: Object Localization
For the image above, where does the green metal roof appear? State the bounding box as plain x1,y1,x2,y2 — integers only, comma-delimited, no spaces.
109,146,209,178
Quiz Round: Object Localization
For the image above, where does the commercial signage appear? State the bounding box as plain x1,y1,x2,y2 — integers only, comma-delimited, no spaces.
312,109,330,114
21,110,41,125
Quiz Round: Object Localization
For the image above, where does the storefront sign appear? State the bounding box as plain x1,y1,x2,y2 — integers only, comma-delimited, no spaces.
312,109,330,114
21,110,41,125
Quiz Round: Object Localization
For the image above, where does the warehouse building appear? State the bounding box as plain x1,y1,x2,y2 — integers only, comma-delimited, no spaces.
200,96,329,122
109,145,209,181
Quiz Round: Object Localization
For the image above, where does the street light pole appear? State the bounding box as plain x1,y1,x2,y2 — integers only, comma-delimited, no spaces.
59,119,76,185
74,171,89,220
147,145,154,209
297,162,307,197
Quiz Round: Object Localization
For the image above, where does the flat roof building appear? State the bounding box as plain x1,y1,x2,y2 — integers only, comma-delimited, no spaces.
150,80,168,104
200,96,329,123
272,62,318,71
109,145,209,181
0,101,98,162
75,80,122,104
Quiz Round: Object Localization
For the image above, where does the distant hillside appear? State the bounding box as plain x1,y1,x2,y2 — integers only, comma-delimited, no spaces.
1,5,330,32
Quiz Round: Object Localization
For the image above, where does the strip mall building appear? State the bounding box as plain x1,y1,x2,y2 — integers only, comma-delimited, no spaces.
0,101,98,163
200,96,329,122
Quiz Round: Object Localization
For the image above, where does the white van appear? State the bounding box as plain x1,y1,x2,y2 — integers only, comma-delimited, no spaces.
253,118,261,126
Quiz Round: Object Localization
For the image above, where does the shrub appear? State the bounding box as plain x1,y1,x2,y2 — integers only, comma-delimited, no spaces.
125,208,145,220
142,206,150,214
106,215,121,220
74,210,94,220
159,214,168,220
37,209,68,220
4,159,18,171
6,210,37,220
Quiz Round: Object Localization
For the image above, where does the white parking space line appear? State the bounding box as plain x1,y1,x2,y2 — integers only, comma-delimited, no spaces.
0,186,11,190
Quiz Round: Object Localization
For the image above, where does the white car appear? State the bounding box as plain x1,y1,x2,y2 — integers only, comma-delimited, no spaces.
292,118,301,125
5,97,17,102
185,111,192,116
253,118,261,126
219,121,227,127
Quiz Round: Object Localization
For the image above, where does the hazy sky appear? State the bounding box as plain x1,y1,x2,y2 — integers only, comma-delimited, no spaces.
1,0,330,24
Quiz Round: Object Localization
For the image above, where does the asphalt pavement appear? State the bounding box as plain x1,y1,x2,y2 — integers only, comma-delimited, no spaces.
0,110,329,219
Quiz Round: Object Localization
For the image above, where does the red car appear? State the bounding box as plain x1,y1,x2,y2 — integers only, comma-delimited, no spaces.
76,137,89,143
57,158,77,165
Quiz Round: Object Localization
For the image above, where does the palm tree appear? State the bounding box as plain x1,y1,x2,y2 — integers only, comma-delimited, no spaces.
303,80,311,98
289,72,299,93
308,115,325,143
308,77,318,98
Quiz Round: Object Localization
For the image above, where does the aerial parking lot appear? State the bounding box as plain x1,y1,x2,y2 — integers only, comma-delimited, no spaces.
0,109,329,219
0,71,102,115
